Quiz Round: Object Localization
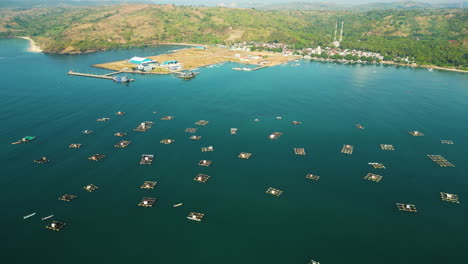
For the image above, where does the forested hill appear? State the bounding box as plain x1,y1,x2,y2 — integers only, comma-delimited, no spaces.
0,4,466,68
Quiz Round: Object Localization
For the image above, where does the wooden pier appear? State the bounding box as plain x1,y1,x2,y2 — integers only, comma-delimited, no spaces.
68,71,114,80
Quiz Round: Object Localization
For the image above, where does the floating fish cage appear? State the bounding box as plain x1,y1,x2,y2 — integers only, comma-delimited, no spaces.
160,139,175,144
238,152,252,159
140,154,154,165
97,117,110,122
187,212,204,222
88,154,106,161
380,144,395,151
161,116,175,121
369,162,386,169
33,157,50,164
440,192,460,203
115,111,125,116
201,146,214,152
341,145,354,154
409,131,424,136
59,194,77,202
114,132,127,137
266,187,283,197
84,184,98,192
69,143,82,149
195,120,209,126
134,121,153,132
230,128,238,135
190,135,202,140
364,173,383,182
306,174,320,181
115,140,131,148
198,160,212,167
396,203,417,212
11,136,36,144
441,140,454,145
138,197,157,207
294,148,306,155
268,132,283,140
292,121,302,125
141,181,157,189
45,221,66,231
194,173,211,183
427,155,455,167
82,130,93,134
185,128,197,133
356,124,365,129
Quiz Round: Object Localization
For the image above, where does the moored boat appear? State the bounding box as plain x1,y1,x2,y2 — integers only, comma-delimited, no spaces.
23,212,36,219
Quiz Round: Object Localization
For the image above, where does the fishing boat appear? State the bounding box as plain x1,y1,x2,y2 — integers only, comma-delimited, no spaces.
177,72,199,80
113,76,133,83
42,215,54,221
173,203,183,207
23,212,36,219
12,136,36,144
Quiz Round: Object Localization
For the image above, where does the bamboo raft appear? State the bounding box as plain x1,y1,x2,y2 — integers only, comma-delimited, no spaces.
427,155,454,167
238,152,252,159
84,184,98,192
194,174,210,183
341,145,354,154
409,131,424,136
190,135,202,140
440,192,460,203
369,162,386,169
59,194,77,202
33,157,49,164
380,144,395,151
115,140,131,148
114,132,127,137
88,154,106,161
115,111,125,116
138,197,157,207
198,160,212,167
195,120,209,126
396,203,417,212
441,140,454,144
185,128,197,133
140,154,154,165
266,187,283,197
364,173,383,182
268,132,283,140
45,221,66,231
69,143,82,148
82,130,93,134
134,121,153,132
306,174,320,181
294,148,306,155
160,139,175,144
356,124,365,129
161,116,174,120
230,128,238,135
97,117,110,122
141,181,157,189
292,121,302,125
201,146,214,152
187,212,204,222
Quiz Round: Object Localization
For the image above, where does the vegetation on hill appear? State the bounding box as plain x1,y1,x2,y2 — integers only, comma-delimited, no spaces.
0,4,466,69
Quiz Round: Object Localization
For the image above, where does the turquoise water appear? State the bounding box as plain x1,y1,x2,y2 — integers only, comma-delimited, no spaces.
1,38,467,264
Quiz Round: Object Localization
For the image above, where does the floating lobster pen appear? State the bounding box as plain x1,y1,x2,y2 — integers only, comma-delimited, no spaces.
69,143,82,148
115,111,125,116
114,132,127,137
427,155,455,167
115,140,131,148
238,152,252,159
138,197,157,207
194,174,210,183
268,132,283,140
140,154,154,165
82,130,93,134
84,184,98,192
89,154,106,161
161,116,175,121
369,162,386,169
356,124,365,129
306,174,320,180
441,140,454,144
134,121,153,132
201,146,214,152
11,136,36,144
266,187,283,197
187,212,204,222
160,139,175,144
190,135,202,141
45,221,66,231
195,120,209,126
59,194,77,202
294,148,306,155
185,128,197,133
292,121,302,125
380,144,395,151
440,192,459,203
364,173,383,182
198,160,212,167
230,128,238,135
341,145,354,154
409,131,424,136
396,203,417,212
33,157,50,164
97,117,110,122
141,181,157,189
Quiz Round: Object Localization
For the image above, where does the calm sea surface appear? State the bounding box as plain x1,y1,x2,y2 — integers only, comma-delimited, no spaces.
1,38,467,264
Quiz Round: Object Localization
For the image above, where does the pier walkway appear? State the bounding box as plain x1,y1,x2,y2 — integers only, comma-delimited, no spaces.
68,71,114,80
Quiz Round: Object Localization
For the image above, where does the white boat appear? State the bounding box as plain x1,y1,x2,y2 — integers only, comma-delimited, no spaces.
173,203,183,207
428,68,433,72
23,212,36,219
41,215,54,221
187,216,200,222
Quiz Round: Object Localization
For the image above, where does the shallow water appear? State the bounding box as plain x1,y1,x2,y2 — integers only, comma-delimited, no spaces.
1,38,467,264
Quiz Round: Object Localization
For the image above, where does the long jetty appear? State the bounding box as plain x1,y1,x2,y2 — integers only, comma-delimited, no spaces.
68,70,115,80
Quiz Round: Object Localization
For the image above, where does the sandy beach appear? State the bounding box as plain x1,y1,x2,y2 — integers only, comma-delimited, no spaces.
17,36,43,53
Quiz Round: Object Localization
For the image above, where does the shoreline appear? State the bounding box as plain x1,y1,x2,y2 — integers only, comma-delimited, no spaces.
17,37,43,53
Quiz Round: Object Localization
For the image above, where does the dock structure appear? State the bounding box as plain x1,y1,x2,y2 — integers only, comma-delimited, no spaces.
369,162,386,169
306,174,320,181
194,173,211,183
115,140,131,148
190,135,202,141
161,116,175,121
380,144,395,151
140,154,154,165
195,120,209,126
198,160,212,167
396,203,417,212
409,131,424,136
187,212,204,222
356,124,365,129
441,140,454,144
294,148,306,155
185,128,197,133
97,117,110,122
115,111,126,116
440,192,460,203
266,187,283,197
88,154,106,161
292,121,302,125
238,152,252,159
141,181,157,189
268,132,283,140
68,70,114,80
341,145,354,154
427,155,455,167
230,128,238,135
114,132,127,137
84,184,98,192
33,157,50,164
82,130,93,134
138,197,157,207
160,139,175,144
45,221,66,231
364,173,383,182
134,121,153,132
59,194,77,202
201,146,214,152
69,143,82,149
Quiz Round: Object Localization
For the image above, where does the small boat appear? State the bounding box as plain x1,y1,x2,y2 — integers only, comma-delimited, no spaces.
23,212,36,219
173,203,183,207
428,68,433,72
42,215,54,221
113,76,133,83
12,136,36,144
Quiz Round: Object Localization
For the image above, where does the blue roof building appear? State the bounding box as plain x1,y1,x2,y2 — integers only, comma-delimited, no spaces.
129,57,153,64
